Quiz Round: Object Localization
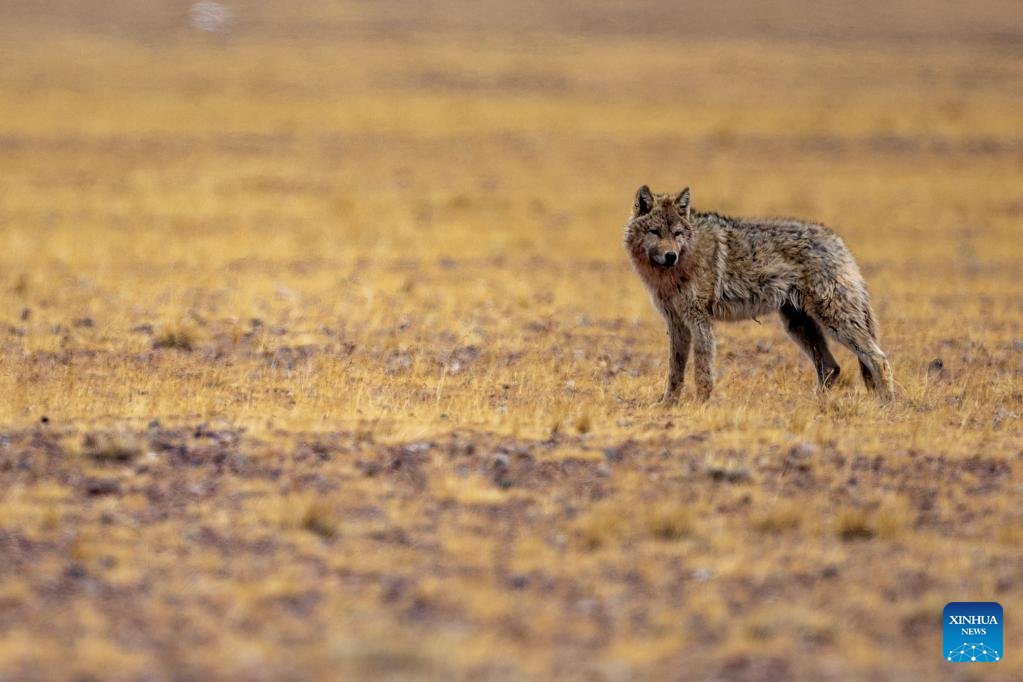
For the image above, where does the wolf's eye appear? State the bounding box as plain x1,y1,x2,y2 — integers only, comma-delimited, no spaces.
673,232,683,238
648,229,659,236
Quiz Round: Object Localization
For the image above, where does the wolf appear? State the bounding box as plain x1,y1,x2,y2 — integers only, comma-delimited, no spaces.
624,185,894,404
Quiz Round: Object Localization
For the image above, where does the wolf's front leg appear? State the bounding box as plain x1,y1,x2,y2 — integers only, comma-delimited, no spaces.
659,321,691,405
691,319,716,402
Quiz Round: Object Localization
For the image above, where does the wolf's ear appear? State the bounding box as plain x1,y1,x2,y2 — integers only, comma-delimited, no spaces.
675,187,691,221
634,185,654,216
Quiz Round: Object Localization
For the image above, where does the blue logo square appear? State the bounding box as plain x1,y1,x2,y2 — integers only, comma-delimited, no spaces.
944,602,1002,662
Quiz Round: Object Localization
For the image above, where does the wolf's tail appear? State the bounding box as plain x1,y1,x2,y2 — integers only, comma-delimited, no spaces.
863,298,879,341
863,300,879,340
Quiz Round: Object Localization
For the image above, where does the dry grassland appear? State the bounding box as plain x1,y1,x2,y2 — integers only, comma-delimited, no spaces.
0,1,1022,680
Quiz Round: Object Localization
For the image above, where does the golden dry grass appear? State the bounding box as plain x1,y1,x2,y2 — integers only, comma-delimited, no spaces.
1,2,1022,680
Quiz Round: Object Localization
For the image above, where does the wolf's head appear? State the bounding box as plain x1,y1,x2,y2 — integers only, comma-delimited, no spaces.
624,185,693,269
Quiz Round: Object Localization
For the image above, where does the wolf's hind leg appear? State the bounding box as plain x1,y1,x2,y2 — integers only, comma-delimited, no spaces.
779,303,840,390
825,321,894,402
858,360,877,392
849,340,893,402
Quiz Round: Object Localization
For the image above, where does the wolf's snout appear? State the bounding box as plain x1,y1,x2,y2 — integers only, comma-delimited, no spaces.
652,250,678,267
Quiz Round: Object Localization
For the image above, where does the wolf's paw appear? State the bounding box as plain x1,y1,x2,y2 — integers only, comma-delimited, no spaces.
649,394,681,409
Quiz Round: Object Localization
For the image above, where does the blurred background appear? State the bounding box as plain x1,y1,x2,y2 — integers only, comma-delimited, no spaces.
1,2,1022,680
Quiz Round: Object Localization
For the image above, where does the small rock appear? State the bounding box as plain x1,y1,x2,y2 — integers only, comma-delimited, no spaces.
84,477,121,496
788,442,819,460
706,463,751,484
72,317,94,328
228,452,248,471
602,445,626,463
927,357,945,377
381,576,407,602
402,441,433,455
692,568,713,582
357,460,382,477
445,345,480,375
994,409,1019,427
508,574,529,590
65,564,87,579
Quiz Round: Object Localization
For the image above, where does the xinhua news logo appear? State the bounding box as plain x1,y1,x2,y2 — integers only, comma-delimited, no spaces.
944,602,1002,662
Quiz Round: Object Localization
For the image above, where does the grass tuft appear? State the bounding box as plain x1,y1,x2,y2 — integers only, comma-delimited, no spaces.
152,325,197,351
300,501,339,540
644,503,693,541
80,433,142,463
835,508,877,541
751,501,805,534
